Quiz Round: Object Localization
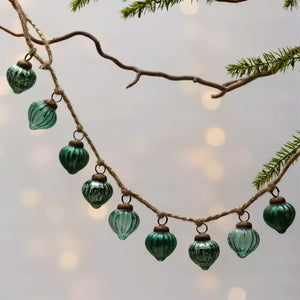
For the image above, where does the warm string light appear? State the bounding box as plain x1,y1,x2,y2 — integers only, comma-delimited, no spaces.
3,0,299,270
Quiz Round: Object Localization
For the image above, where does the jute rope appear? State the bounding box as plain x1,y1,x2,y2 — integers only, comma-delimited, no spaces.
7,0,300,228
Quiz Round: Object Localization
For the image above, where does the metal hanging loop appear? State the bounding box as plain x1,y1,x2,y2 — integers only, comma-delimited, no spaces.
239,210,250,222
158,216,168,226
73,130,84,141
121,195,132,204
95,164,107,174
51,92,63,103
196,223,208,234
270,186,280,198
24,53,33,62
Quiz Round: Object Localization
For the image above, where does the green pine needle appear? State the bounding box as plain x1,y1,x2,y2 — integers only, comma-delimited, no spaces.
284,0,298,9
253,131,300,190
69,0,99,11
227,46,300,78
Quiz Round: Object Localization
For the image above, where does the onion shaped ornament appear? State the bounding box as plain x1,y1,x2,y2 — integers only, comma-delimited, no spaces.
109,197,140,240
227,216,260,258
7,58,36,94
82,173,113,209
263,196,296,234
145,218,177,261
189,233,220,270
59,139,89,174
28,99,57,130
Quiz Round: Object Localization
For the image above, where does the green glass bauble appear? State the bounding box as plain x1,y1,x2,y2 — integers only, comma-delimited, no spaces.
263,196,296,234
28,99,57,130
145,226,177,261
108,203,140,240
59,140,89,174
227,221,260,258
82,174,113,208
188,234,220,270
7,60,36,94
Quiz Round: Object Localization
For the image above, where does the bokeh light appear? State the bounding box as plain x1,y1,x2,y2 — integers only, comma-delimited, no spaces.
87,204,108,220
227,287,247,300
20,187,40,207
198,273,220,294
180,0,199,15
204,161,224,181
182,147,212,168
202,91,221,110
205,127,226,147
29,145,53,167
59,251,79,271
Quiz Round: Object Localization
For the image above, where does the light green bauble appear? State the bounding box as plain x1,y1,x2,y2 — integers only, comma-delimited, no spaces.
28,99,57,130
82,174,113,208
7,60,36,94
228,221,260,258
189,234,220,270
109,203,140,240
59,140,89,174
145,226,177,261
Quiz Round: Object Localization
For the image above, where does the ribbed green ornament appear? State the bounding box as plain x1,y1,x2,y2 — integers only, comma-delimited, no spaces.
82,174,113,208
263,196,296,234
7,60,36,94
228,221,260,258
189,234,220,270
28,99,57,130
109,203,140,240
145,226,177,261
59,140,89,174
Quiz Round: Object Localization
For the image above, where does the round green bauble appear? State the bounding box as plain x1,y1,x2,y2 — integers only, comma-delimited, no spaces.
188,234,220,270
263,196,296,234
82,174,113,208
7,60,36,94
59,140,89,174
227,221,260,258
108,203,140,240
28,99,57,130
145,225,177,261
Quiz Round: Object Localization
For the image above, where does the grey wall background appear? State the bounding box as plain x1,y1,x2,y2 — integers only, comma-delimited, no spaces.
0,0,299,299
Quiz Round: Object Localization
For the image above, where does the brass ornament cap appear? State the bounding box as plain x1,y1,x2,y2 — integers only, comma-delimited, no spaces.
194,233,211,242
236,221,253,229
92,173,107,183
17,59,32,70
269,196,286,205
44,99,58,110
117,203,133,211
154,225,170,233
68,140,84,148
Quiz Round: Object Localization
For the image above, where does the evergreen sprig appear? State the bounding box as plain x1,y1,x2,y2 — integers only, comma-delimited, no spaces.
284,0,298,9
253,131,300,190
227,46,300,78
69,0,99,11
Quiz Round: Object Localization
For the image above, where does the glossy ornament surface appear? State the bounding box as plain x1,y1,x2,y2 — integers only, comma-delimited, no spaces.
28,99,57,130
263,196,296,234
7,60,36,94
227,221,260,258
109,203,140,240
189,234,220,270
59,140,89,174
145,225,177,261
82,174,113,208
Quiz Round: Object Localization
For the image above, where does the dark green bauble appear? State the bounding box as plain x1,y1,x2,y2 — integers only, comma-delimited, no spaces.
263,196,296,234
109,203,140,240
82,174,113,208
59,140,89,174
145,225,177,261
227,221,260,258
189,234,220,270
28,99,57,130
7,60,36,94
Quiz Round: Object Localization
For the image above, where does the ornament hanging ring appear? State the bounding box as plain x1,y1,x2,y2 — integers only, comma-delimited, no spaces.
158,216,168,226
270,186,280,198
73,130,84,141
51,92,63,103
121,195,132,204
196,223,208,234
95,164,107,174
239,210,250,222
24,53,33,62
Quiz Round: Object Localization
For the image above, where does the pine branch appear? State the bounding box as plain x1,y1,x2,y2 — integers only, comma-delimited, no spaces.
69,0,99,11
284,0,298,9
253,131,300,190
227,46,300,78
